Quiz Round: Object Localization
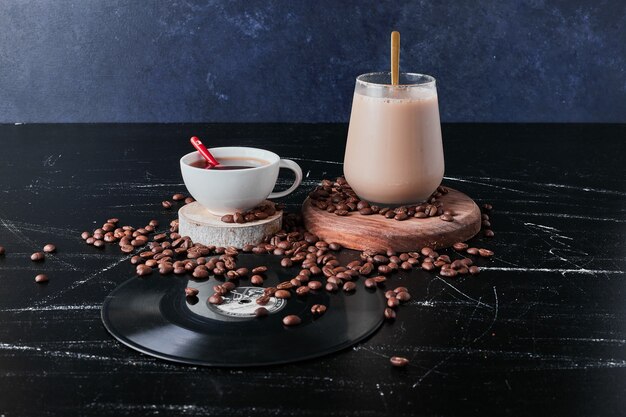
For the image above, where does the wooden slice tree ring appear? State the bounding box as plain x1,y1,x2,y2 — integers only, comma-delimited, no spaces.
178,201,282,248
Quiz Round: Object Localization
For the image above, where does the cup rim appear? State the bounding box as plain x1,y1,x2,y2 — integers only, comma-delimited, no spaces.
180,146,279,174
356,72,436,88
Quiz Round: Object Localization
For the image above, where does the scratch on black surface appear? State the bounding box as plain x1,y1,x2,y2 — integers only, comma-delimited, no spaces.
33,253,134,306
0,214,80,272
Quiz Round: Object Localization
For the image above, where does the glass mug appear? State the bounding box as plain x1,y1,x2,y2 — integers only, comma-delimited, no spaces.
343,72,444,205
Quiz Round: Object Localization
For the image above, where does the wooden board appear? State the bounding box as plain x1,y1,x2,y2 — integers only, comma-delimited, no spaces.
302,188,481,252
178,201,282,248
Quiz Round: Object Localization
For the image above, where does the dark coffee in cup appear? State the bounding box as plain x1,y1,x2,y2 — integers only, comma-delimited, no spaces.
189,156,270,170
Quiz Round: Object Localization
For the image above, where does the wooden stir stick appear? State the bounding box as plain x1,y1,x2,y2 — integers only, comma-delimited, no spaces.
391,31,400,85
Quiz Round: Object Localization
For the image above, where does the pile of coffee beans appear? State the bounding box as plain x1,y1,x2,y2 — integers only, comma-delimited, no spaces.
308,177,455,222
77,184,496,366
220,202,283,224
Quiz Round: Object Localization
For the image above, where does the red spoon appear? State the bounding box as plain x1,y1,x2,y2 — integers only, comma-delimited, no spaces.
190,136,220,168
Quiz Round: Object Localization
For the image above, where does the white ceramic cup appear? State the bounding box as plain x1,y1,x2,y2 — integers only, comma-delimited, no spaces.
180,147,303,215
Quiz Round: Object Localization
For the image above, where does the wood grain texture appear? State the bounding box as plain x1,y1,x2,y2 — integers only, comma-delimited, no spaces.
178,201,281,247
302,188,481,251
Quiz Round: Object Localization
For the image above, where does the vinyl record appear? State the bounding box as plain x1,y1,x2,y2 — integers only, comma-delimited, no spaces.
101,255,385,366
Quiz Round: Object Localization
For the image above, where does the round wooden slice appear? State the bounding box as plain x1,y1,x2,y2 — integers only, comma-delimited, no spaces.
178,201,282,248
302,188,481,252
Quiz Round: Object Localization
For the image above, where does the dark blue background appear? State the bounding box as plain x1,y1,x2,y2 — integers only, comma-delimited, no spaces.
0,1,624,123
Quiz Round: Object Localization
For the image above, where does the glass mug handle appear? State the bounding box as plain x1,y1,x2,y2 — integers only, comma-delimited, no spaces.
269,159,303,199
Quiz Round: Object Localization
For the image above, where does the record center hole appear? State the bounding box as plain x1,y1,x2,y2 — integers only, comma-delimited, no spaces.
239,299,251,304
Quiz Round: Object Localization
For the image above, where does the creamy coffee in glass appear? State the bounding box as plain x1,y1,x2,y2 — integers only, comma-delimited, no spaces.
343,72,444,204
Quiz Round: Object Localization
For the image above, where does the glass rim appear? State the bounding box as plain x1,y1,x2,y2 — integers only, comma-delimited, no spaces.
356,72,436,88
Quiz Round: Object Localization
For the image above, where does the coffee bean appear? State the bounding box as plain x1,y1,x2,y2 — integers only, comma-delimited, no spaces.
93,240,105,248
263,287,277,296
296,286,310,296
255,211,269,220
172,193,185,201
192,267,209,279
295,273,310,283
359,262,374,275
356,201,370,210
42,243,56,253
208,294,223,304
220,214,234,223
184,197,195,204
359,208,374,215
384,307,396,320
390,356,409,367
255,307,269,317
343,281,356,292
482,220,491,228
482,203,493,211
466,247,480,256
450,260,464,269
452,242,468,251
80,231,90,240
280,258,293,268
469,266,480,275
277,280,293,290
234,267,249,278
328,242,342,251
387,297,400,308
311,304,327,316
282,315,301,326
440,268,458,278
225,270,239,280
334,209,349,216
308,281,322,290
377,265,392,275
421,261,435,271
394,212,409,221
440,214,454,222
309,266,322,275
372,255,388,264
35,274,48,283
396,291,411,302
275,289,291,299
136,265,153,276
364,278,376,289
400,261,412,270
484,229,495,237
251,275,264,285
233,212,245,224
420,247,433,256
159,264,174,275
327,276,342,286
174,266,186,275
325,282,338,292
460,258,473,267
30,252,45,262
373,275,387,284
256,295,270,305
414,212,428,218
185,287,199,297
162,200,172,209
479,248,494,257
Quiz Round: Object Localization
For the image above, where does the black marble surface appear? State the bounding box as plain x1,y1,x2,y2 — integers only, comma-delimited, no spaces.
1,1,625,123
0,123,624,416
